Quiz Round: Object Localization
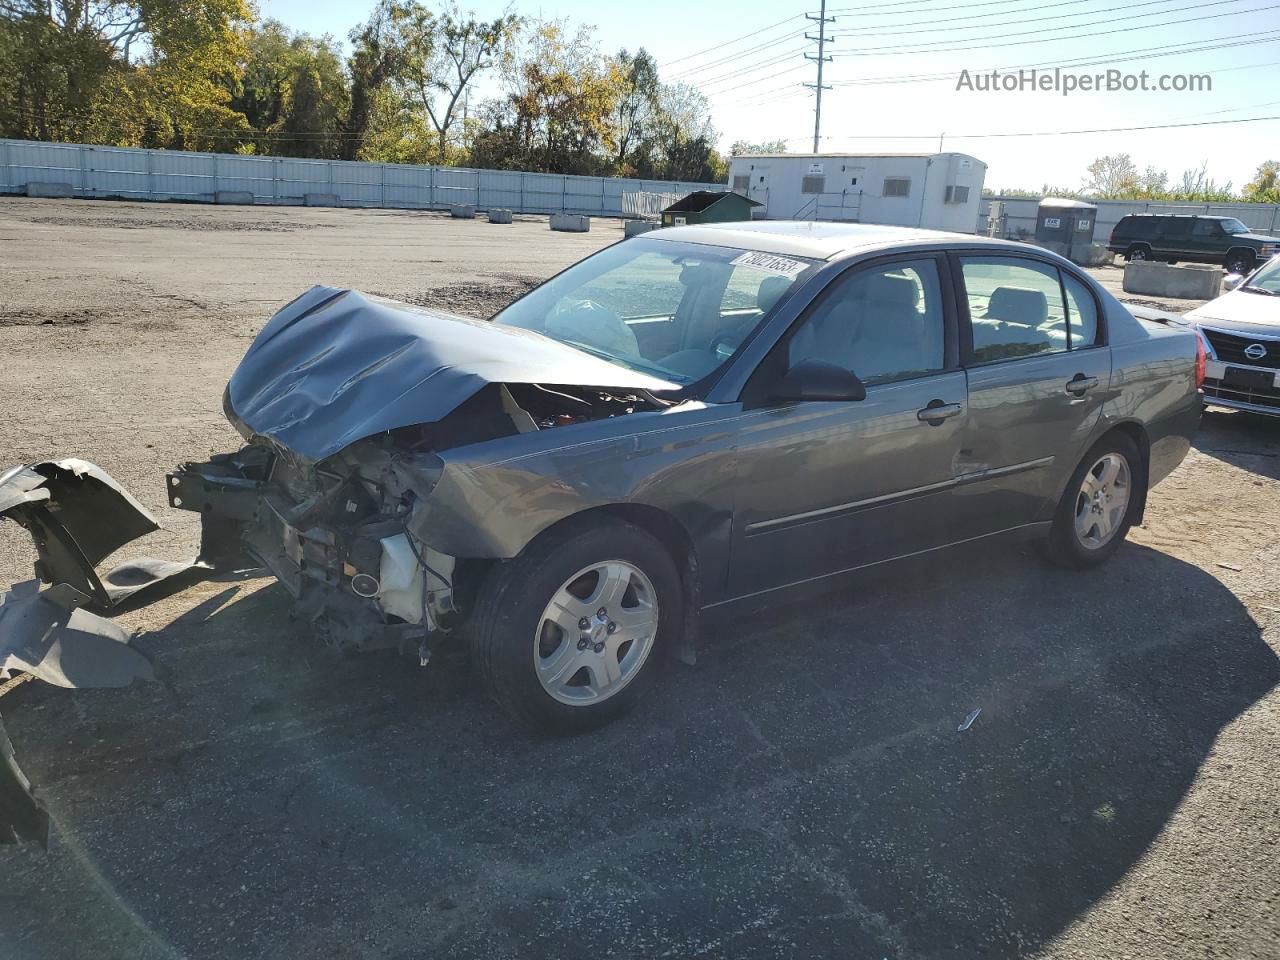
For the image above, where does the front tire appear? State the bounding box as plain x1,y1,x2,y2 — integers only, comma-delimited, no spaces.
1046,434,1142,568
471,519,682,732
1224,251,1255,277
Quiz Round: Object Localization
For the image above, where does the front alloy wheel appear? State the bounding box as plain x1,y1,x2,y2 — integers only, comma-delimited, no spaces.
535,561,658,705
472,519,681,732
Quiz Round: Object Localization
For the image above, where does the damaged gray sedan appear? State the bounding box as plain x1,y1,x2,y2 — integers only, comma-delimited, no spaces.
1,222,1203,732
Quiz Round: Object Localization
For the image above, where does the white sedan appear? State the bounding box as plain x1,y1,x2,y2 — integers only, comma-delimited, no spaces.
1186,256,1280,416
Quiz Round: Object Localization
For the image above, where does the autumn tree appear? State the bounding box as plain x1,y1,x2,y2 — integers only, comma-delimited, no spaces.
1082,154,1139,198
1244,160,1280,202
470,20,621,175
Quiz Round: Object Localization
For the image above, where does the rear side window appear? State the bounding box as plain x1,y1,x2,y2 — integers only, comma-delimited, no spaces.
1119,216,1154,238
1161,218,1193,239
961,258,1068,363
1063,274,1099,348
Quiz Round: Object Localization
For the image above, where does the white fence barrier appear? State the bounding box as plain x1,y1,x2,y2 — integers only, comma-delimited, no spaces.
0,139,725,218
978,195,1280,241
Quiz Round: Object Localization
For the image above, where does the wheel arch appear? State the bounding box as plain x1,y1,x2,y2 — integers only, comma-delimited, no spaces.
1094,420,1151,523
510,503,702,664
1224,246,1256,269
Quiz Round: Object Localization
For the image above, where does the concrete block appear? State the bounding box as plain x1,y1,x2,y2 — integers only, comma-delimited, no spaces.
550,213,590,233
304,193,340,207
1122,260,1220,300
487,208,513,224
624,220,659,238
24,181,73,199
450,204,476,219
215,190,255,205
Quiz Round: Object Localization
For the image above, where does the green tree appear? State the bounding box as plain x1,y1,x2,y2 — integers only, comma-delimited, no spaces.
232,20,348,158
729,138,787,156
345,0,406,161
0,0,253,149
610,48,658,173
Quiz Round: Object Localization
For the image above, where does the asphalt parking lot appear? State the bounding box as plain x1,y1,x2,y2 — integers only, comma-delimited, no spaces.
1,198,1278,960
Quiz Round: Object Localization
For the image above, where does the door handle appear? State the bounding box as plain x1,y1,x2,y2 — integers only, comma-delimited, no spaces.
917,401,963,423
1065,374,1099,396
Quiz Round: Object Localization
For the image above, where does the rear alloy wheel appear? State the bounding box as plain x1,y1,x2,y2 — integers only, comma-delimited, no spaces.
1125,245,1150,262
1046,434,1142,568
471,520,681,732
1072,453,1131,550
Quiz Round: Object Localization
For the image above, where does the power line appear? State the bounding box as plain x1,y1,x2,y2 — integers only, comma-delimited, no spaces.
709,22,1280,110
826,0,1080,14
845,0,1222,38
666,28,808,80
785,113,1280,143
824,30,1280,86
657,13,803,68
686,47,811,90
834,0,1276,55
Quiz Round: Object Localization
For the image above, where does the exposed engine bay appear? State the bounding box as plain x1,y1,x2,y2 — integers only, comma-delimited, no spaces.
166,380,664,663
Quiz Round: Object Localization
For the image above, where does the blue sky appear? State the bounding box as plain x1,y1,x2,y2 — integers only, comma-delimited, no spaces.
258,0,1280,192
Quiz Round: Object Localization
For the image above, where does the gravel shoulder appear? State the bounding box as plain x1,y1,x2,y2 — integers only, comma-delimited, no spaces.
0,198,1277,960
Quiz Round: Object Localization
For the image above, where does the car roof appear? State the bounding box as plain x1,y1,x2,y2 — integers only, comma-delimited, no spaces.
1121,213,1231,220
647,220,1034,261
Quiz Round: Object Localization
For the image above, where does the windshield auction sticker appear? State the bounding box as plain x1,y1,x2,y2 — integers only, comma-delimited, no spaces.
731,251,808,278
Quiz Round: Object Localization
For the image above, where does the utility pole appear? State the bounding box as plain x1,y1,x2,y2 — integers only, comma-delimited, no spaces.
804,0,835,154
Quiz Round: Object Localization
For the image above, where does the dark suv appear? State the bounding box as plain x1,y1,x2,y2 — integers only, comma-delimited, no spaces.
1107,214,1280,275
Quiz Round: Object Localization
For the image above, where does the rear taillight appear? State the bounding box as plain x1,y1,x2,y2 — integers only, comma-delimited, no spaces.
1194,330,1207,389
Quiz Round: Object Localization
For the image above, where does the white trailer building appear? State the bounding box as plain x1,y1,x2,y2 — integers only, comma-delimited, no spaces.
727,152,987,233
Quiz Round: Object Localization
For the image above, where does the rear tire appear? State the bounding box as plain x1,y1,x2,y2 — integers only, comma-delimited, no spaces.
471,519,682,733
1125,244,1151,262
1045,434,1142,568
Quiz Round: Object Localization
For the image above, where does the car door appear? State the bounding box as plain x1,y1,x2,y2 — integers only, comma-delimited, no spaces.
1189,217,1224,264
728,254,968,598
949,254,1111,538
1157,216,1193,262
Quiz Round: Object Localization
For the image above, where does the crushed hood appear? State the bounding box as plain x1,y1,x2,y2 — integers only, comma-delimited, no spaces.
227,286,678,463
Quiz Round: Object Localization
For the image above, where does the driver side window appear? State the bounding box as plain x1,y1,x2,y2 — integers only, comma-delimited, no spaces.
787,259,946,385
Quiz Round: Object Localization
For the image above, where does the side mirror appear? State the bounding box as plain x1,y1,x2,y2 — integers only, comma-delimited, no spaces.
770,359,867,402
1223,273,1244,292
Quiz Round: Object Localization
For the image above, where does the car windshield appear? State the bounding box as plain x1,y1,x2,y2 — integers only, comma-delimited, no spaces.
1221,218,1250,235
1242,257,1280,294
492,237,818,385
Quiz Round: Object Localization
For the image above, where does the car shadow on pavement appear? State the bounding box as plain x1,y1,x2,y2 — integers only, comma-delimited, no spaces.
1195,407,1280,480
2,539,1277,960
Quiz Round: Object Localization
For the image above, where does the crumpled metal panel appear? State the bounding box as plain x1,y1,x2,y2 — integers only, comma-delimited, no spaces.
225,286,677,463
0,458,200,611
0,582,154,688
